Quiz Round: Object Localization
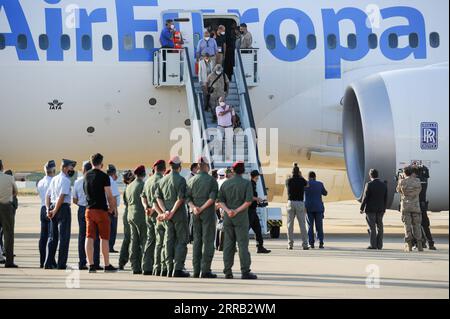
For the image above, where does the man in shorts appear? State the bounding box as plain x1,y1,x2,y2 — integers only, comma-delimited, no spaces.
83,153,118,273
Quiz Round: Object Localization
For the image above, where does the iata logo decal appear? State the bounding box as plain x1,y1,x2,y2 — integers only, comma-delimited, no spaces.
48,100,63,110
421,122,438,150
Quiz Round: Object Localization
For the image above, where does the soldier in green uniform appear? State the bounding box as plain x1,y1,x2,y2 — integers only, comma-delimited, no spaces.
118,170,135,270
217,161,257,280
125,165,147,274
156,156,190,278
186,157,219,278
397,165,423,252
141,160,166,276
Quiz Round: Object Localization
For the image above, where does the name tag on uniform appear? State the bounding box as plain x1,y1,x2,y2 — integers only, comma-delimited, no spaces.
218,48,222,53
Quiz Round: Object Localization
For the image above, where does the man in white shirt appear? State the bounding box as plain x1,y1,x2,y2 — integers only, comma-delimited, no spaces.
36,160,56,268
73,161,101,270
44,159,76,270
107,164,120,253
216,97,236,161
0,159,18,267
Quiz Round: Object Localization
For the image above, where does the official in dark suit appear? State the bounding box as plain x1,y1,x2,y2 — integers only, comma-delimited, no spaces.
304,172,327,249
360,169,388,250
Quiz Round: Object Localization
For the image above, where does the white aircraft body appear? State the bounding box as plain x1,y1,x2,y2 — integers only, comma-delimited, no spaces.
0,0,448,210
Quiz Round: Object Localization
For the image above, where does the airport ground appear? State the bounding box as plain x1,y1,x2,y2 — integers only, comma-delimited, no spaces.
0,196,448,299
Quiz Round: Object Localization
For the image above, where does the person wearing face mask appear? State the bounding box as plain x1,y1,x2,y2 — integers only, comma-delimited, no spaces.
207,64,229,122
44,159,77,269
199,53,214,111
197,30,218,64
239,23,253,50
215,25,227,66
160,19,175,49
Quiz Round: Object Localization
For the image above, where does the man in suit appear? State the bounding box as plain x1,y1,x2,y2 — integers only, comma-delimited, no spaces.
360,169,388,250
304,172,328,249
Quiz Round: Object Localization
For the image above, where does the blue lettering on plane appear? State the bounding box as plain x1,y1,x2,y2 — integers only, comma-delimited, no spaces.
0,0,428,78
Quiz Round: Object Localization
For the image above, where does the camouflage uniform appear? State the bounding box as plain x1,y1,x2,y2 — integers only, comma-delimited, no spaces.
397,176,422,245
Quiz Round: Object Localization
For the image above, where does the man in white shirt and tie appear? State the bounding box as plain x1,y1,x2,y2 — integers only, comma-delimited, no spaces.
36,160,56,268
44,159,76,270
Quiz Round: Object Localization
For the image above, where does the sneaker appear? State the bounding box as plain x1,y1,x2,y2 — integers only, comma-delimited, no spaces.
89,265,97,273
5,263,18,268
319,243,324,249
104,264,118,273
94,265,104,271
241,272,258,280
173,270,190,278
79,265,89,271
225,273,234,279
303,246,310,250
257,246,271,254
109,249,119,253
201,272,217,279
310,244,315,249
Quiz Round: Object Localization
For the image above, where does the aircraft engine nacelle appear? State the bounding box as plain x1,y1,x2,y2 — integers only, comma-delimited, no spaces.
343,64,449,212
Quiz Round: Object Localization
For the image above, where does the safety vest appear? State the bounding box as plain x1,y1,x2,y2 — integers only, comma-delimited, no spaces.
173,31,183,49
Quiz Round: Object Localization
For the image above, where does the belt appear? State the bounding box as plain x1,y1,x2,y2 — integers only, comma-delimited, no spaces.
218,125,233,128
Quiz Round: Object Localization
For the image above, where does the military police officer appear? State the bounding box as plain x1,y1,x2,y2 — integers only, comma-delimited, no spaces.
397,166,423,252
218,161,257,280
45,159,77,270
141,160,166,276
125,165,147,274
118,170,135,270
186,157,219,278
156,156,190,278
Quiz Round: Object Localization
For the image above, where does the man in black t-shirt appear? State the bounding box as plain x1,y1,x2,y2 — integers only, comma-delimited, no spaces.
83,153,117,273
216,25,227,66
285,164,309,250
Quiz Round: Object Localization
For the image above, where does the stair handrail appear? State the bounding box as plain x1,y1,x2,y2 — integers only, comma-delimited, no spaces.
184,47,213,166
235,49,268,197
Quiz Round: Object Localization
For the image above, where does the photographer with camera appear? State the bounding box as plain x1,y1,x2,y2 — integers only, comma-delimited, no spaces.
397,166,423,252
249,170,271,254
411,163,436,250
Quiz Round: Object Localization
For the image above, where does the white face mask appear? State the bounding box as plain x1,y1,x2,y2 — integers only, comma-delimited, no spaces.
216,70,222,75
220,102,226,106
220,32,225,35
205,37,210,41
170,25,175,30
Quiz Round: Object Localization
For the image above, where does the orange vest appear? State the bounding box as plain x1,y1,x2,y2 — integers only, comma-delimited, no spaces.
173,31,183,49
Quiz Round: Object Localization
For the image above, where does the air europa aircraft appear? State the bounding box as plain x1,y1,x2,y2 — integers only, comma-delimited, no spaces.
0,0,448,210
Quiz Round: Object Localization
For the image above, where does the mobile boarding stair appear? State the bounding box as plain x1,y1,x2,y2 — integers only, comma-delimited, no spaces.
153,47,282,238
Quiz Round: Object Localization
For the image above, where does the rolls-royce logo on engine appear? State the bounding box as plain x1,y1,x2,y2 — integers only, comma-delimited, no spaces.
421,122,438,150
48,100,63,110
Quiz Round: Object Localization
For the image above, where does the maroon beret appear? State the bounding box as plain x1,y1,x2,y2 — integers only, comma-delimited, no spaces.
232,161,245,170
134,165,146,175
153,159,165,167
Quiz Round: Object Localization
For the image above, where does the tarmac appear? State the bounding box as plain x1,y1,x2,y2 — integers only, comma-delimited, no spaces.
0,196,448,299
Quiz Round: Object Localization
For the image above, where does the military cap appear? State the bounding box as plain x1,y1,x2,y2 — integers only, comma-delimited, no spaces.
83,160,92,171
217,168,226,176
62,159,77,168
169,156,182,165
45,160,56,169
134,165,146,176
122,170,134,180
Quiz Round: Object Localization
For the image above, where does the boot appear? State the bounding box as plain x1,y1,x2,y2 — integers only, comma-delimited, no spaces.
404,242,413,252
